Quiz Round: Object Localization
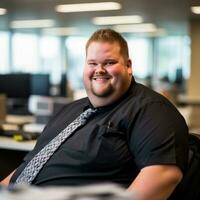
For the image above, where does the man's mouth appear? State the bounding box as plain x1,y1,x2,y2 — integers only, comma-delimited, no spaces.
92,76,110,80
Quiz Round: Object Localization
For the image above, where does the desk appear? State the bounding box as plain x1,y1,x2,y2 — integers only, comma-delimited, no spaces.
6,115,35,125
0,137,36,180
1,114,42,151
0,136,36,151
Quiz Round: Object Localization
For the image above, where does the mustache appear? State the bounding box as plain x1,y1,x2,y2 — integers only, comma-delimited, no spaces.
92,75,111,80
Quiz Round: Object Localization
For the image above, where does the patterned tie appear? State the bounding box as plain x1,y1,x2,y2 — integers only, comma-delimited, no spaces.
15,108,97,185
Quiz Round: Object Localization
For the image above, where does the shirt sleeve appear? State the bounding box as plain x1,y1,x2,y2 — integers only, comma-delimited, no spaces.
129,101,189,173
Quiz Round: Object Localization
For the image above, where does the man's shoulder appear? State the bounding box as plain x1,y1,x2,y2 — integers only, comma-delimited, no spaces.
129,82,183,120
130,82,167,105
62,97,89,110
43,97,90,131
68,96,89,106
51,97,89,119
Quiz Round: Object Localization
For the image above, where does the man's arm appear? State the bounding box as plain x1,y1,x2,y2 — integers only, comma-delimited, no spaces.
127,165,182,200
0,170,15,186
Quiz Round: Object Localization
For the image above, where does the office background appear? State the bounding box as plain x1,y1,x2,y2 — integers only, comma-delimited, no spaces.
0,0,196,90
1,0,200,180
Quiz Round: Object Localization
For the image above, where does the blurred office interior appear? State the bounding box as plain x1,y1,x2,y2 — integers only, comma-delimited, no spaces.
0,0,200,135
1,0,200,182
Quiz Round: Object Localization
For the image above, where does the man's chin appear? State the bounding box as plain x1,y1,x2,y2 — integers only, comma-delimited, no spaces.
91,89,113,98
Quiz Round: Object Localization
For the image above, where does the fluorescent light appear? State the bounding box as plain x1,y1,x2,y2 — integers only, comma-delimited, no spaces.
55,2,121,13
0,8,7,15
113,23,158,33
42,27,79,36
92,15,143,25
145,28,166,37
10,19,55,29
191,6,200,14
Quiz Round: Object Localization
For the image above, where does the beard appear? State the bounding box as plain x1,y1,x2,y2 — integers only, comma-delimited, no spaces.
91,82,114,97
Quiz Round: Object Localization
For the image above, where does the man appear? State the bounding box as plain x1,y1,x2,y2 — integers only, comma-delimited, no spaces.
1,29,188,199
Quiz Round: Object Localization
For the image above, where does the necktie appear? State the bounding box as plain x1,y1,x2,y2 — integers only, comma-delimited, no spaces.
15,108,97,185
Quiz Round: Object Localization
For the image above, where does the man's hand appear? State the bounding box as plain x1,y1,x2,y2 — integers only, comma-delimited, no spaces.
0,170,15,186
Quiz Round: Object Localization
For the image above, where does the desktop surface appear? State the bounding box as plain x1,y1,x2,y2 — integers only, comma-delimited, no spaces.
0,136,36,151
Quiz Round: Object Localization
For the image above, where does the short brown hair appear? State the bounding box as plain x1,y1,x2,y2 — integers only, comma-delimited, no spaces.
86,29,129,60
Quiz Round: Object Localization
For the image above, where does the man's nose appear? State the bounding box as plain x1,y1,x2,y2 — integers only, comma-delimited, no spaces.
95,65,106,75
95,64,106,72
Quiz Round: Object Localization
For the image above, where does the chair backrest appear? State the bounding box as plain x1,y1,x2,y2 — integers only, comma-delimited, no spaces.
169,133,200,199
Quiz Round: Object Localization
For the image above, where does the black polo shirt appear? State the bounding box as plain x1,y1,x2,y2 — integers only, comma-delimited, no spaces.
11,78,189,187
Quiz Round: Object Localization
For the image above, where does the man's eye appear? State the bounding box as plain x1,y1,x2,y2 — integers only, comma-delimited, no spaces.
88,63,97,67
105,61,116,66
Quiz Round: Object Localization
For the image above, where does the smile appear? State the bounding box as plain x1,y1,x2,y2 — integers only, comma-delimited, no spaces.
92,76,110,80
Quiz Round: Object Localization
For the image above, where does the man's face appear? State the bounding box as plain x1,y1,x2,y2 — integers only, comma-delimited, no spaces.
83,41,132,107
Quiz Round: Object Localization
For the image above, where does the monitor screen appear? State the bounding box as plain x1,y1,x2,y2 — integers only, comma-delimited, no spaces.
60,74,67,97
30,74,50,96
0,73,31,99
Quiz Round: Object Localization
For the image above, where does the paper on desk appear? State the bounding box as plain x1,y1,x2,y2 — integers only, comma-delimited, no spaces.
0,183,136,200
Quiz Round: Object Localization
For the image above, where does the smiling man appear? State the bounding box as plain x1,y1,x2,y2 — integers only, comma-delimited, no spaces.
1,29,188,200
84,35,132,107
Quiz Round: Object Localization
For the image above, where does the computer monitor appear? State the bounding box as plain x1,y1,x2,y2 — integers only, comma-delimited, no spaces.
60,74,68,97
0,73,31,99
174,68,183,85
0,73,31,115
30,74,50,96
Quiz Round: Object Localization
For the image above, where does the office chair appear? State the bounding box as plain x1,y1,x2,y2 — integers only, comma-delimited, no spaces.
170,133,200,199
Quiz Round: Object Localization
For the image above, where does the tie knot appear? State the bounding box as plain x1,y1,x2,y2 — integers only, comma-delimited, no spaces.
77,108,97,127
82,108,97,119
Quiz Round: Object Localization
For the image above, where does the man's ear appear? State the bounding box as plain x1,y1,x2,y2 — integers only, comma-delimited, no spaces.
127,59,132,76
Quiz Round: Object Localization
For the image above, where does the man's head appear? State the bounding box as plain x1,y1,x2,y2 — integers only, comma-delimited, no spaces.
86,29,129,61
83,29,132,107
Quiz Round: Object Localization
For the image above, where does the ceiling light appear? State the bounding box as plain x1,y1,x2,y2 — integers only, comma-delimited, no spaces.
113,23,158,33
0,8,7,15
55,2,121,13
42,27,79,36
10,19,55,29
92,15,143,25
145,29,166,37
191,6,200,14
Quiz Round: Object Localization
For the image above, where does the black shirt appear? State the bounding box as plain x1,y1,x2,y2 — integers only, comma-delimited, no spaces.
11,78,189,187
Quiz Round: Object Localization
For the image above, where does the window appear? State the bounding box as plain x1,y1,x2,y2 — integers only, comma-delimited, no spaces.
0,31,9,73
127,37,152,79
156,36,190,82
65,36,87,90
12,33,39,72
39,36,62,84
12,33,63,85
